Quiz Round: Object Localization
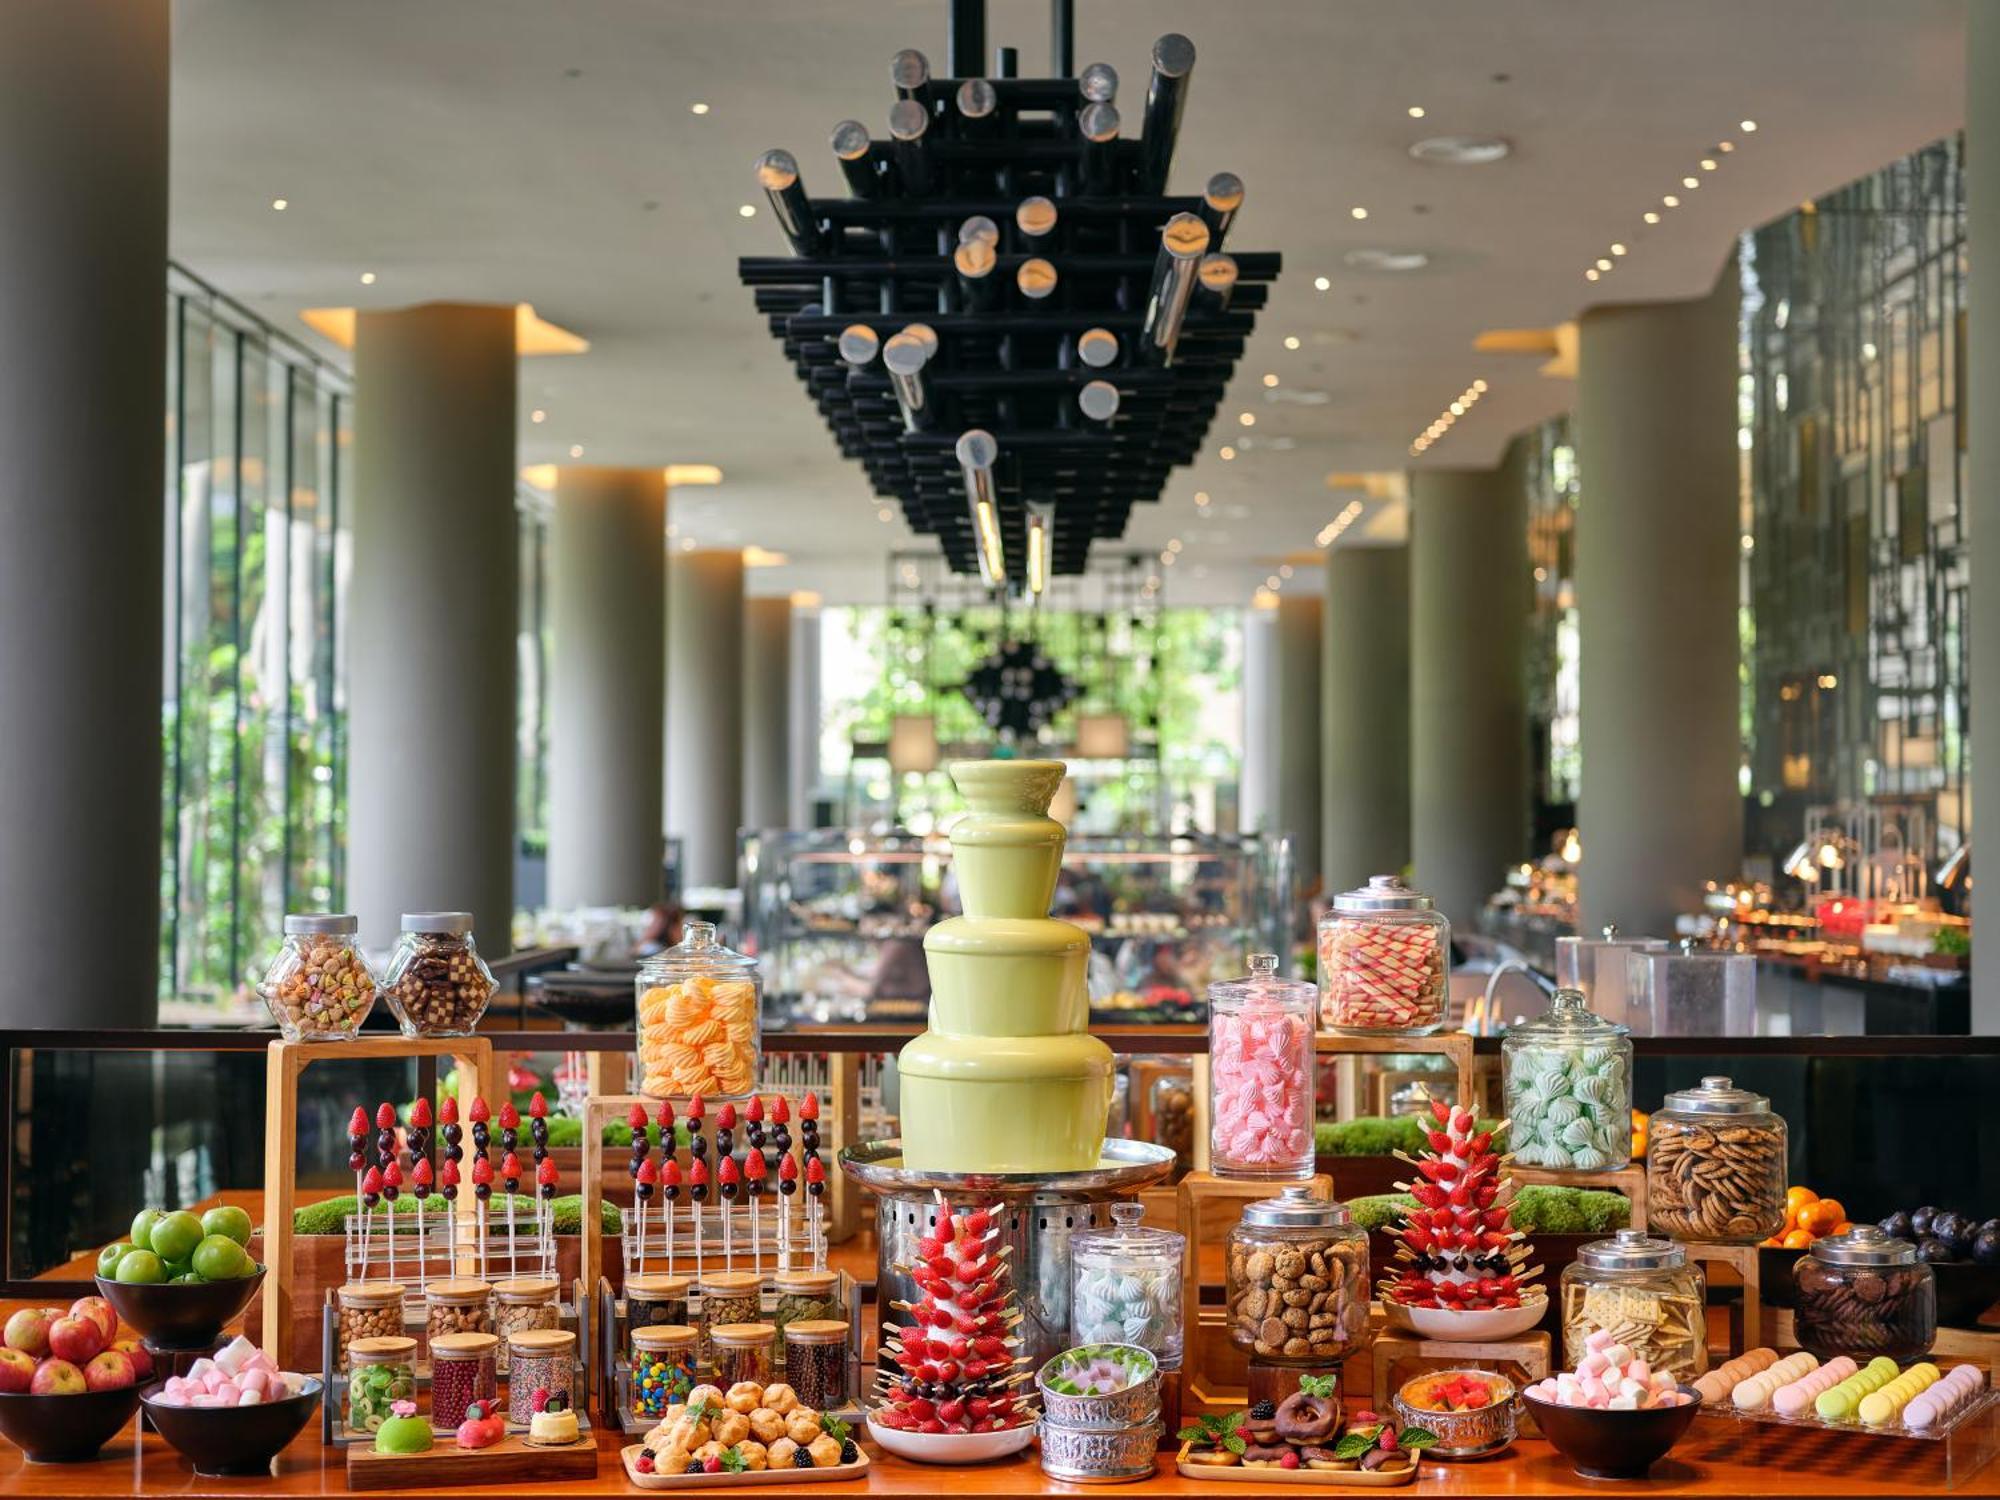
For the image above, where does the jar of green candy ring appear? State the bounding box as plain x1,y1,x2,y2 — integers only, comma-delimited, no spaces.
345,1336,417,1436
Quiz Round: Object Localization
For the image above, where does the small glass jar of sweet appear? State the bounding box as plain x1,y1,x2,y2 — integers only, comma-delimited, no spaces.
1794,1224,1936,1362
336,1281,406,1371
698,1270,764,1368
1317,876,1449,1035
258,913,377,1040
709,1322,777,1391
381,912,497,1037
425,1278,494,1348
506,1328,576,1425
344,1335,417,1436
782,1319,851,1413
634,920,761,1100
1561,1230,1708,1382
630,1324,698,1419
1071,1201,1186,1370
1226,1187,1369,1364
771,1268,841,1373
625,1273,692,1360
1207,954,1316,1180
1501,987,1633,1171
429,1331,499,1429
494,1277,561,1368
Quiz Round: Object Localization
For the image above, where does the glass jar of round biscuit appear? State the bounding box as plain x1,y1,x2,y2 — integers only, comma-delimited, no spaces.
1225,1187,1369,1364
709,1322,776,1391
344,1335,416,1436
625,1273,691,1359
1794,1225,1936,1362
771,1268,841,1373
425,1278,494,1349
381,912,497,1037
634,920,761,1100
1561,1230,1708,1382
697,1270,763,1368
1644,1075,1787,1243
336,1281,406,1371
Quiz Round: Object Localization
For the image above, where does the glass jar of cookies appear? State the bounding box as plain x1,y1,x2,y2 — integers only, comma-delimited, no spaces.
626,1273,692,1359
381,912,497,1037
1225,1187,1369,1364
635,920,761,1100
1561,1230,1708,1382
1794,1224,1936,1362
1645,1075,1787,1244
258,913,377,1041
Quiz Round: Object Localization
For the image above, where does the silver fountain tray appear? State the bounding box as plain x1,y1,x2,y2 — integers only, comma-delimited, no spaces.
837,1137,1178,1197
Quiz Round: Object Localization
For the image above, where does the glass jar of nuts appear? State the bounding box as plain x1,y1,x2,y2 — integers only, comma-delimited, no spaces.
697,1270,763,1369
1225,1186,1370,1364
382,913,497,1037
336,1282,407,1371
1645,1075,1788,1244
771,1268,841,1373
425,1278,494,1350
1561,1230,1708,1382
258,913,377,1041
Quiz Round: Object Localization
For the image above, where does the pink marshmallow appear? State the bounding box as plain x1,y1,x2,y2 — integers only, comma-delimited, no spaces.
1585,1329,1614,1351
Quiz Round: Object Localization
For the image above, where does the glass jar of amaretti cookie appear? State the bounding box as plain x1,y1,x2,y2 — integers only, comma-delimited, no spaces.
1645,1075,1787,1244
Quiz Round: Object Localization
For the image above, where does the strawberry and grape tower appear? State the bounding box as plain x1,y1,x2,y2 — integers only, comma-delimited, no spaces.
873,1195,1032,1435
1379,1097,1542,1313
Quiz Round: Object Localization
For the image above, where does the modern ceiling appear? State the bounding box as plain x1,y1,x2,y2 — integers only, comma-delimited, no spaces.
169,0,1967,603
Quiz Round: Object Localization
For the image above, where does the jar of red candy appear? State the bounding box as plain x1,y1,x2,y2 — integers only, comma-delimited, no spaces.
429,1331,498,1429
1207,954,1315,1180
1318,875,1449,1035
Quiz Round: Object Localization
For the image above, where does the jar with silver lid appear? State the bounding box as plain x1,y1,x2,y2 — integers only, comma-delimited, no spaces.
1071,1202,1186,1370
1501,988,1632,1171
1560,1230,1707,1382
1317,876,1449,1034
258,913,377,1040
1207,954,1316,1180
1225,1187,1368,1364
1645,1075,1787,1244
1794,1224,1935,1361
382,912,497,1037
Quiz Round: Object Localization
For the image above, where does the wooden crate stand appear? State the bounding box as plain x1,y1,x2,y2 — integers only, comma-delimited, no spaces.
1687,1241,1761,1360
1368,1328,1552,1410
1315,1031,1477,1121
261,1036,492,1368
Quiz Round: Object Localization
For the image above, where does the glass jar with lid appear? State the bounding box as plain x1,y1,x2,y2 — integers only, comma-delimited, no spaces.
1501,987,1632,1172
506,1328,577,1424
709,1322,777,1390
771,1268,841,1371
425,1278,494,1346
1317,876,1449,1035
1225,1186,1369,1364
631,1324,698,1418
336,1282,406,1371
635,920,761,1100
1794,1224,1936,1362
382,913,497,1037
697,1270,764,1367
625,1273,691,1359
1071,1201,1186,1369
1144,1065,1197,1177
1561,1230,1708,1382
1208,954,1316,1180
429,1331,498,1429
1645,1075,1787,1243
258,913,377,1041
782,1319,851,1413
344,1335,416,1436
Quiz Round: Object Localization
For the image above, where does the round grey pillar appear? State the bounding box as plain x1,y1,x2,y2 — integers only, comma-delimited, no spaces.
1275,593,1324,888
348,304,519,949
1410,458,1530,932
1575,268,1742,939
1322,543,1411,890
742,594,793,832
788,599,822,826
1969,7,2000,1031
549,467,666,908
0,2,169,1026
667,549,746,889
1239,601,1279,834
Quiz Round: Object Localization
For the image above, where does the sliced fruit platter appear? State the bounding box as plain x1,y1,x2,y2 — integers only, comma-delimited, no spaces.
1176,1383,1435,1487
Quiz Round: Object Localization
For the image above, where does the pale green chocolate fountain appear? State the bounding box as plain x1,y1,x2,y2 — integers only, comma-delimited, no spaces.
896,758,1114,1172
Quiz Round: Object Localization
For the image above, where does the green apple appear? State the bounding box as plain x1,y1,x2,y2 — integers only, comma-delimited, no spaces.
200,1205,253,1247
148,1210,202,1266
171,1272,202,1284
129,1209,164,1254
96,1242,133,1279
113,1250,166,1285
190,1234,248,1282
162,1258,193,1282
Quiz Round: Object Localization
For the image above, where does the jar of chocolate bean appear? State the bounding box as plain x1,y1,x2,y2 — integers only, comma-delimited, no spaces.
783,1319,851,1413
336,1281,406,1371
1225,1187,1370,1364
382,913,497,1037
429,1331,498,1429
697,1270,763,1369
625,1274,691,1360
425,1278,494,1350
258,913,377,1041
709,1322,777,1391
1794,1224,1936,1362
630,1324,697,1418
506,1328,577,1424
771,1268,841,1373
1645,1076,1788,1244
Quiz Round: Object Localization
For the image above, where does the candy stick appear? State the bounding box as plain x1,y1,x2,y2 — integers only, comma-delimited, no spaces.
660,1159,682,1279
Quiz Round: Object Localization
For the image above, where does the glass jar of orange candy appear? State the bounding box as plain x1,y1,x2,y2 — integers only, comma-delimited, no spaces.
635,921,761,1100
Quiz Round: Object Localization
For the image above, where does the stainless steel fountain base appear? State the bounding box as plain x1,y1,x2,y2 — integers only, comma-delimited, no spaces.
838,1138,1178,1375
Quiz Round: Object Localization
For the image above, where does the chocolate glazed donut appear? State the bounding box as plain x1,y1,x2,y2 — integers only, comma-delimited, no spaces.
1274,1389,1341,1445
1242,1442,1293,1463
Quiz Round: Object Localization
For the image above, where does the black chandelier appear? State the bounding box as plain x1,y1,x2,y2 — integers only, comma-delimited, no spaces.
738,0,1280,588
960,637,1081,742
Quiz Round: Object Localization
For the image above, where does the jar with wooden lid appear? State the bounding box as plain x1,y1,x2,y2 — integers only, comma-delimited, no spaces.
425,1278,494,1346
783,1319,850,1413
506,1328,577,1425
625,1273,691,1358
630,1324,697,1418
336,1281,405,1371
698,1270,763,1366
771,1268,840,1371
709,1322,776,1391
494,1276,560,1367
430,1331,498,1429
344,1335,416,1436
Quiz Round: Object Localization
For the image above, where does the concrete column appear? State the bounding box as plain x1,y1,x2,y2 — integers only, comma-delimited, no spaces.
1968,9,2000,1031
1239,601,1279,834
789,598,823,826
1410,456,1530,933
667,549,746,889
1575,267,1742,938
1275,593,1324,888
742,594,792,831
348,304,518,947
549,466,665,908
0,2,169,1026
1322,543,1411,889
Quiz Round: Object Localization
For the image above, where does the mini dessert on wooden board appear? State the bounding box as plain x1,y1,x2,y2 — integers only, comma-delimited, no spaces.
623,1378,867,1486
347,1397,596,1489
1177,1391,1435,1487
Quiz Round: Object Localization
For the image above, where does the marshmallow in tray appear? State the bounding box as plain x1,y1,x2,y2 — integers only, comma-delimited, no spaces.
1528,1330,1691,1410
1905,1364,1986,1429
155,1334,309,1409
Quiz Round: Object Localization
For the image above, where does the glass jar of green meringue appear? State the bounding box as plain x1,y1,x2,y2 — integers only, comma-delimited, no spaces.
1070,1202,1185,1370
1501,987,1632,1172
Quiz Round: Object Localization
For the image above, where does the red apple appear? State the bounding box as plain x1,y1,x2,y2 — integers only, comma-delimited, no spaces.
110,1338,154,1383
68,1296,117,1348
0,1347,34,1393
2,1308,53,1358
83,1349,136,1392
30,1357,86,1395
47,1314,105,1366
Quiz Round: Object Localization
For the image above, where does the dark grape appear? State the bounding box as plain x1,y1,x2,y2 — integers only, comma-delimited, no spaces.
1880,1210,1913,1242
1911,1205,1942,1238
1974,1229,2000,1267
1917,1237,1955,1264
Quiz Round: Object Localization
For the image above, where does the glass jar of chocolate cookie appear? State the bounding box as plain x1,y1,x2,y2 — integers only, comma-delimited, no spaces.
382,912,497,1037
1225,1187,1369,1364
1794,1224,1936,1362
1645,1076,1787,1244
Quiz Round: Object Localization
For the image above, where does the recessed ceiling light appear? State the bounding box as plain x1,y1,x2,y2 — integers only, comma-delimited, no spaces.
531,409,547,423
359,271,376,285
1350,206,1369,220
681,537,697,551
1220,446,1237,460
1596,258,1612,271
1473,379,1488,392
877,506,894,522
690,102,711,115
1740,119,1759,132
1194,490,1210,506
1407,105,1426,119
1586,269,1600,281
271,198,288,211
1313,276,1331,291
1643,211,1661,224
1167,538,1183,553
1262,373,1279,387
738,204,756,217
1343,248,1430,272
1700,158,1718,171
1449,402,1464,415
569,444,584,458
1238,411,1256,427
1610,243,1627,256
1682,176,1700,189
1407,134,1511,166
1718,140,1735,153
1663,194,1680,207
1283,335,1301,350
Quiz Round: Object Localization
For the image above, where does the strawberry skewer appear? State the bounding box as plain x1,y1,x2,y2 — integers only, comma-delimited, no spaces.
347,1107,369,1277
660,1159,682,1279
501,1150,523,1280
743,1145,767,1276
777,1151,799,1269
718,1155,740,1272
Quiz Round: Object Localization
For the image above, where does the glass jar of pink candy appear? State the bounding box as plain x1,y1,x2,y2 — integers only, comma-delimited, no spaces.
1207,953,1316,1180
1318,875,1450,1035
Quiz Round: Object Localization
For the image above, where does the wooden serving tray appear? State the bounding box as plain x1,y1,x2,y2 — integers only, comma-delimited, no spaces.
620,1444,870,1488
347,1433,599,1490
1175,1443,1421,1487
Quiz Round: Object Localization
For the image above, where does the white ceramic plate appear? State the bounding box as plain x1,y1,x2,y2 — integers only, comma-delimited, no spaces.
863,1414,1035,1465
1380,1297,1548,1341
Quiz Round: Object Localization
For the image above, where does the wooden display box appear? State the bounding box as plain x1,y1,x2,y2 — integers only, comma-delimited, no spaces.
1687,1242,1762,1360
1367,1328,1551,1413
1315,1031,1477,1121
